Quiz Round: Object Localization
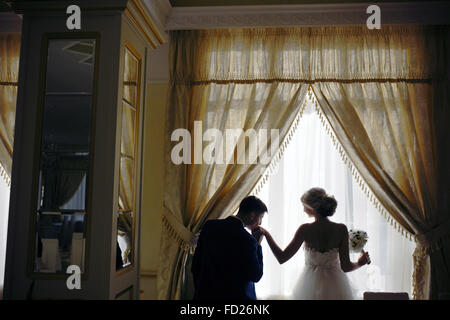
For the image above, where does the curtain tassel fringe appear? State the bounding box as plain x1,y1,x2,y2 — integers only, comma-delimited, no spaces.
253,93,308,196
0,162,11,187
310,87,414,242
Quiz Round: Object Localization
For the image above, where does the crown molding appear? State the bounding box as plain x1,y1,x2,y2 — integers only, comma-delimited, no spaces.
142,0,171,29
165,1,450,30
131,0,170,45
126,0,169,48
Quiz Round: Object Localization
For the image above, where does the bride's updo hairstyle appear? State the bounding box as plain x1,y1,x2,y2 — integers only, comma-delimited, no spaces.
301,187,337,217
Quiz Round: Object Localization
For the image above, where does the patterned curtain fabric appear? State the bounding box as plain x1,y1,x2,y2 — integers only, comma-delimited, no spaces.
158,26,449,300
159,29,308,299
170,26,443,83
0,34,20,185
312,79,450,299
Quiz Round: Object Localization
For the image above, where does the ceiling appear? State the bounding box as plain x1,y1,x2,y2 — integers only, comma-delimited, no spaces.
1,0,447,11
169,0,443,6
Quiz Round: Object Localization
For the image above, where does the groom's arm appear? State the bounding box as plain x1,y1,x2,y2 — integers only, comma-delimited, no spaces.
242,238,264,282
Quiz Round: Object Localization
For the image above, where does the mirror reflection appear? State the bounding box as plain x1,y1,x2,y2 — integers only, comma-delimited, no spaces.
34,38,96,273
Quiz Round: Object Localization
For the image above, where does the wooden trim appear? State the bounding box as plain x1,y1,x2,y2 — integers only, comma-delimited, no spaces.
115,285,134,299
131,0,165,45
125,40,142,60
125,8,157,49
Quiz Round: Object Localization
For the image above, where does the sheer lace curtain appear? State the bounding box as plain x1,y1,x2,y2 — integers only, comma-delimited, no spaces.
0,176,9,299
254,97,415,300
0,33,20,300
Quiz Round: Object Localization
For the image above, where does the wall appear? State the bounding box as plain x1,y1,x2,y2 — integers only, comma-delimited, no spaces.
139,42,169,299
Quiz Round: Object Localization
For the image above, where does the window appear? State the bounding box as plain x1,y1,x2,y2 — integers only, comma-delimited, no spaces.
116,42,141,271
0,171,10,298
254,96,415,299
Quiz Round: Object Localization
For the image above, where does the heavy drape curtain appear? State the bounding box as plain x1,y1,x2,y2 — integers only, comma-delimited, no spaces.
159,29,309,299
51,157,87,209
41,157,87,210
312,80,450,299
0,33,20,185
159,26,449,300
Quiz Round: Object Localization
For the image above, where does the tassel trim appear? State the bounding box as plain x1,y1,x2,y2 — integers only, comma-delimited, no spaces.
252,92,309,196
161,214,196,255
0,161,11,187
309,86,414,242
412,253,426,300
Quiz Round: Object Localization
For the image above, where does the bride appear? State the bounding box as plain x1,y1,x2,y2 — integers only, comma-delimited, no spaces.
255,187,371,300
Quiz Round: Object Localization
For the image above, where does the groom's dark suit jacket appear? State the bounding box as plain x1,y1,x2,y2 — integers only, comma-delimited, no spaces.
191,216,263,300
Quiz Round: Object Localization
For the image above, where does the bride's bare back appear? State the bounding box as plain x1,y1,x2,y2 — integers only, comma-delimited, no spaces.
300,220,363,272
302,220,346,253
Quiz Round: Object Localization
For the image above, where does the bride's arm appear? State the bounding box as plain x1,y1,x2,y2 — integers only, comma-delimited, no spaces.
338,224,370,272
259,226,305,264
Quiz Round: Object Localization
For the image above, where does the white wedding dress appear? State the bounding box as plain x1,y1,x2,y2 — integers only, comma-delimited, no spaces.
290,246,355,300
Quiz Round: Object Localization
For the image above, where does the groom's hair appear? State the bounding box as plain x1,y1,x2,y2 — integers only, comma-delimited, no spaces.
237,196,267,217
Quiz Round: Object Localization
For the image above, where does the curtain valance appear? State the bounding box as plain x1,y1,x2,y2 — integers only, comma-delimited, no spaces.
170,26,448,83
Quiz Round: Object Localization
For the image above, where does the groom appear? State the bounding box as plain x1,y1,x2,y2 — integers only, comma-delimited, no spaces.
191,196,267,300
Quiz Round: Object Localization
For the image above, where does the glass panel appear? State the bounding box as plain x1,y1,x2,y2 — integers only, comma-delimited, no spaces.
118,157,134,212
124,49,138,82
116,45,140,271
59,174,87,210
120,102,136,157
123,84,137,106
116,211,133,269
34,212,87,273
46,40,95,94
34,38,96,274
123,48,138,105
41,166,87,211
41,95,92,151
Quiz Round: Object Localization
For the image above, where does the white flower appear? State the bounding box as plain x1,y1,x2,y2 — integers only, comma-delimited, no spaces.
348,229,368,252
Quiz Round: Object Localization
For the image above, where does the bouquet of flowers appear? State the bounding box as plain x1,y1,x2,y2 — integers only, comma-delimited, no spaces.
348,229,368,252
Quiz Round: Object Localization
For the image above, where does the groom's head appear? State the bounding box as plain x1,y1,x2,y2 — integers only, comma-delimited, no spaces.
236,196,267,230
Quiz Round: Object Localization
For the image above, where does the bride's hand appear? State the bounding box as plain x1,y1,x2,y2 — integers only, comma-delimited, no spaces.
357,250,371,266
251,227,265,244
254,226,269,236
